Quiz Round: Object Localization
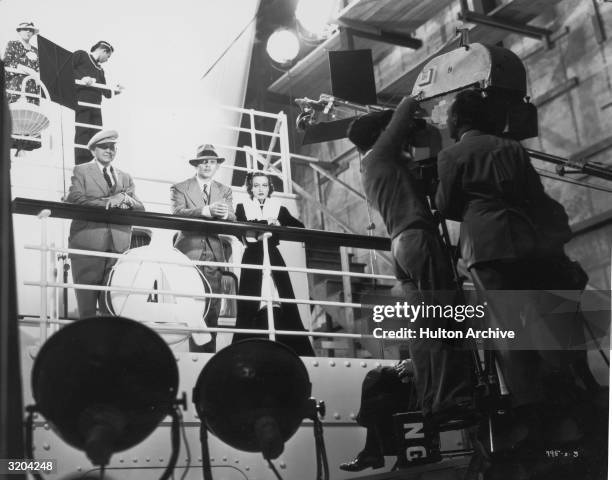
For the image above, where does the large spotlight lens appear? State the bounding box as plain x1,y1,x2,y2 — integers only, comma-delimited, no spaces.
266,29,300,65
296,0,337,38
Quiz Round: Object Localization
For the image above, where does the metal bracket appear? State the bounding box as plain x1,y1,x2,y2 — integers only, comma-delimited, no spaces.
555,165,584,176
458,0,553,48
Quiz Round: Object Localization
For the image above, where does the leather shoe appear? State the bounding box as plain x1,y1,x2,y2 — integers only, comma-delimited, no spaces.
339,454,384,472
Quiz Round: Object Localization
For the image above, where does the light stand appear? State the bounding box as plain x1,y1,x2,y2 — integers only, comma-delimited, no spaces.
28,316,184,479
193,339,328,480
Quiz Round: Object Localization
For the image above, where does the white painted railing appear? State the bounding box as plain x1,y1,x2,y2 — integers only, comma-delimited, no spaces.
23,211,396,350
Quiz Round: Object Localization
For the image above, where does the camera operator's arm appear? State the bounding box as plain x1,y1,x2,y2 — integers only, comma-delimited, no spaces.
435,149,464,220
371,97,420,162
361,97,420,199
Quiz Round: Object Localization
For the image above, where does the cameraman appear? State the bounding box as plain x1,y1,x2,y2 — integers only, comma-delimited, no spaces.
348,97,474,423
435,89,600,451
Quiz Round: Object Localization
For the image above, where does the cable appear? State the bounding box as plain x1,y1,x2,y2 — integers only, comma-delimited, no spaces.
199,424,213,480
178,409,191,480
200,15,257,80
267,460,284,480
313,417,329,480
24,407,45,480
534,168,612,193
158,407,181,480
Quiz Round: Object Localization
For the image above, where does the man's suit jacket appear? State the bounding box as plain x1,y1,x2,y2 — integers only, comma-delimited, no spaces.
170,177,236,262
435,130,571,268
65,161,144,253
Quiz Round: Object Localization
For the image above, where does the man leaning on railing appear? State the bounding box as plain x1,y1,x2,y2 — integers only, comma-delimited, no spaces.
64,129,144,319
170,144,235,353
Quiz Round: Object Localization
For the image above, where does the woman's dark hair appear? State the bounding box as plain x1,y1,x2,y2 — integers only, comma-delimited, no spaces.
245,172,274,198
90,41,114,53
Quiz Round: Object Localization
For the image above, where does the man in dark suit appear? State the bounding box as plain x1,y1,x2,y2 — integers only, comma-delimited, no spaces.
348,97,475,466
171,144,235,352
340,360,418,472
65,129,144,318
72,41,123,165
435,89,588,450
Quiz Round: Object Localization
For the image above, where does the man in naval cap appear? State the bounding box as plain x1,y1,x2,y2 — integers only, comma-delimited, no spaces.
65,129,144,318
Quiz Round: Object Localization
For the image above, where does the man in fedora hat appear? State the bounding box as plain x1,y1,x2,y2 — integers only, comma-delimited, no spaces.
65,129,144,319
171,144,235,352
72,40,124,165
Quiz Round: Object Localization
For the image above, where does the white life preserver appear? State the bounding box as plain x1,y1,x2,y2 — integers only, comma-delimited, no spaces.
104,243,212,347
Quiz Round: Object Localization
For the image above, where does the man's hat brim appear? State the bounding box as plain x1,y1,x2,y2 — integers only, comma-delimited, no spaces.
189,156,225,166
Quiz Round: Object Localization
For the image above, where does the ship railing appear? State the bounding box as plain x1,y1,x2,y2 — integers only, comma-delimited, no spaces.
10,75,297,193
13,198,396,357
72,79,113,151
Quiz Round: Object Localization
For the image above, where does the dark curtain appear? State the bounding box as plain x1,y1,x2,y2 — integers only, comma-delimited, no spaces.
38,35,76,109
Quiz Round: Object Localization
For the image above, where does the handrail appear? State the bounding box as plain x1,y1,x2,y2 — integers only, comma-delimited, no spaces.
74,78,115,93
12,197,391,251
25,244,396,281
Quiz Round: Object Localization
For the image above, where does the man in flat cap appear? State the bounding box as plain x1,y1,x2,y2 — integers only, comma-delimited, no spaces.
72,40,123,165
171,144,235,352
65,129,144,318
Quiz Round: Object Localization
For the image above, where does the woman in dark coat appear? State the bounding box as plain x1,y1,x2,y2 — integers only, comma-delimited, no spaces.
231,172,315,356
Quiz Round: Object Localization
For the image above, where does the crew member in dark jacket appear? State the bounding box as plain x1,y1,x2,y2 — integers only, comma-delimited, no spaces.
349,97,474,422
73,41,122,165
436,89,597,451
340,360,418,472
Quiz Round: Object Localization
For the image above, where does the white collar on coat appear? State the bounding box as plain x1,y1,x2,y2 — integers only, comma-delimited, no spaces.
242,197,281,221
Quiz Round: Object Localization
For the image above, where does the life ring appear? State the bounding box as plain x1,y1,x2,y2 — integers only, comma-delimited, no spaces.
104,243,212,347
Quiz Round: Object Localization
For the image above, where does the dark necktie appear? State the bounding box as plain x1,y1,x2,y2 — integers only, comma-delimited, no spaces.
202,184,209,205
103,166,113,189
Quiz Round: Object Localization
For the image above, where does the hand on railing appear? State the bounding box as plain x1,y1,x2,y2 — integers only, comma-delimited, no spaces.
74,78,116,93
210,202,228,219
105,192,136,210
80,76,96,86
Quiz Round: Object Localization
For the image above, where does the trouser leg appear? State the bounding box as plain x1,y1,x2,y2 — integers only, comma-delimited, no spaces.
71,253,116,319
392,230,474,416
189,247,222,352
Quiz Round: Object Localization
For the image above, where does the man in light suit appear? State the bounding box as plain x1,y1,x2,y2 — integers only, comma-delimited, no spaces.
65,129,144,319
171,144,235,352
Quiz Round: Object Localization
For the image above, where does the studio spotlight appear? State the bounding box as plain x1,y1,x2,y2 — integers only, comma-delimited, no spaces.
29,316,184,477
193,339,328,480
295,0,339,39
266,29,300,65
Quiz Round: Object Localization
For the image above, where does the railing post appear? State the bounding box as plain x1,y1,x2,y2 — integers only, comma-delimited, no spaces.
340,247,356,357
312,168,326,230
260,232,276,341
38,209,52,343
278,111,293,194
50,241,60,335
249,109,258,166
